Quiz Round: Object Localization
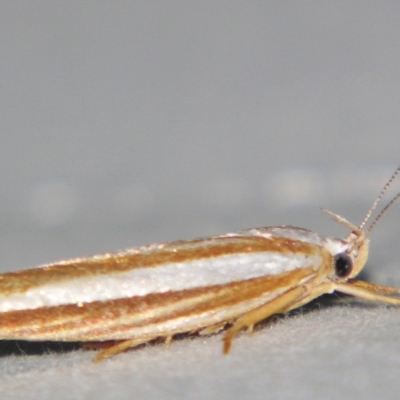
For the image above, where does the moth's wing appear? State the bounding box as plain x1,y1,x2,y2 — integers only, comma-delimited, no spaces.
0,231,328,342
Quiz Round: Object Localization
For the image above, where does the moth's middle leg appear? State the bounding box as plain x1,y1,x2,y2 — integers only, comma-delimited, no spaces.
223,281,336,353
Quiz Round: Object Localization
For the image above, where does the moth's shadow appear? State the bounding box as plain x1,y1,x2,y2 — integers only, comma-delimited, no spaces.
0,340,81,358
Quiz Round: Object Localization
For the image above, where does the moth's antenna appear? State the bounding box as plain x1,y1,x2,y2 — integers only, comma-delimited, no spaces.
358,166,400,230
365,191,400,234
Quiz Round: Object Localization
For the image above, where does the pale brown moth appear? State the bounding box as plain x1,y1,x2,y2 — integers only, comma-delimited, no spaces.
0,167,400,362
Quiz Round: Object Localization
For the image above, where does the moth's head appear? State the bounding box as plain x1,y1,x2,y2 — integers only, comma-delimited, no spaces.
324,166,400,282
337,229,370,280
324,215,370,281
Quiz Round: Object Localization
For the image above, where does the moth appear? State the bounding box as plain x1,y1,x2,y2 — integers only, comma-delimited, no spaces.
1,168,400,362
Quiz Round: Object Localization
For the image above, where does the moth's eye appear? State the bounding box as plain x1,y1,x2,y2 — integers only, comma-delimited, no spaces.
334,253,353,278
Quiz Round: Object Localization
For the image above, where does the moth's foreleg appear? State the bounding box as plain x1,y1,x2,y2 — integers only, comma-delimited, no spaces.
334,281,400,305
345,280,400,297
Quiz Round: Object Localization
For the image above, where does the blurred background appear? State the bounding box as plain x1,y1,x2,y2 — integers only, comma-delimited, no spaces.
1,3,400,398
1,2,399,272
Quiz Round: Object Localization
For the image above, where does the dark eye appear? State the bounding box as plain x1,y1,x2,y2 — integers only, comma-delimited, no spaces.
334,253,353,278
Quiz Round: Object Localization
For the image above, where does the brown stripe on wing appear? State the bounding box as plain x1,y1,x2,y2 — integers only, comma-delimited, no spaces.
0,235,320,295
0,264,323,341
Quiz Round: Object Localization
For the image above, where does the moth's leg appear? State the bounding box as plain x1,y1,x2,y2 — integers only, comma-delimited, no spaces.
286,280,400,312
92,335,157,362
199,322,227,336
223,279,400,355
282,282,335,312
346,280,400,296
223,285,307,353
164,335,173,349
334,282,400,305
223,281,336,353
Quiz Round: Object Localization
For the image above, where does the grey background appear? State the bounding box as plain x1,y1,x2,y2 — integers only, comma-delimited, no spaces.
1,2,400,399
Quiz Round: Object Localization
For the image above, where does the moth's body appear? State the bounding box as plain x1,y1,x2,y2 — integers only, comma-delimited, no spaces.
1,168,400,361
0,227,335,340
0,224,384,361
